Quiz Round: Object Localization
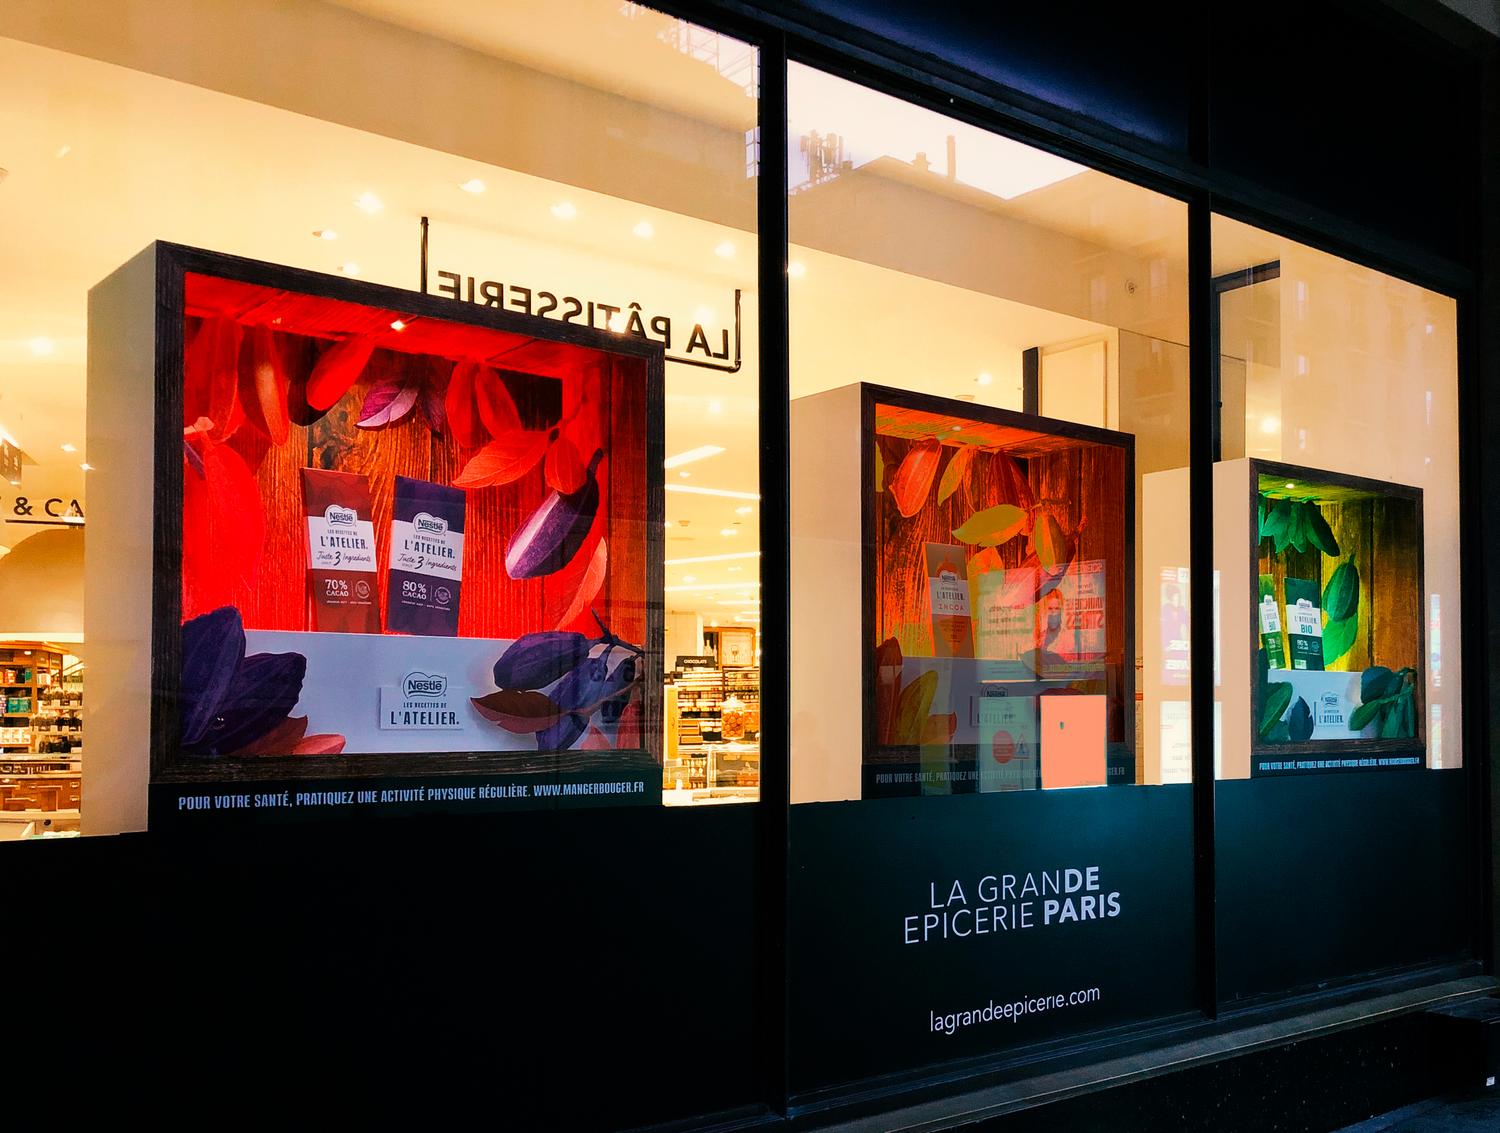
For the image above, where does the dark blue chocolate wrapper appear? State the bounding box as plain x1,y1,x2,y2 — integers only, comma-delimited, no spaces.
387,475,466,636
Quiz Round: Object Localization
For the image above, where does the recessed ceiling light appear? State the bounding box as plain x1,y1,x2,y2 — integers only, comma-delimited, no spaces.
459,178,487,194
390,319,407,332
977,372,993,386
715,240,736,258
354,192,383,214
694,305,715,324
788,261,807,278
683,575,697,583
664,444,726,469
707,399,723,415
633,220,654,239
341,262,361,276
678,471,691,479
720,528,738,537
550,201,577,220
60,443,77,453
664,521,672,529
80,462,94,472
54,145,71,158
314,229,338,240
1285,482,1296,489
728,565,742,573
1260,416,1280,434
735,505,753,515
28,337,55,356
665,485,760,500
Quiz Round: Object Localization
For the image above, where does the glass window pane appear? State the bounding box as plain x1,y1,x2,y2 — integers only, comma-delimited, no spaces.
787,65,1192,801
0,1,759,832
1211,216,1459,777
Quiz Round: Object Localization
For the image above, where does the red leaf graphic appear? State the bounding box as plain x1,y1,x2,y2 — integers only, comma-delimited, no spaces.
544,434,586,493
229,715,309,756
552,536,607,630
182,433,265,619
444,360,488,448
356,373,420,428
580,723,612,751
306,335,375,411
293,734,347,755
474,367,522,436
615,695,643,750
238,325,290,444
889,438,941,517
471,690,562,733
184,317,243,442
453,430,549,489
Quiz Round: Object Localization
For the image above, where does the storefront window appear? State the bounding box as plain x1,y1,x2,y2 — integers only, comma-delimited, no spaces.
782,66,1199,1094
0,0,759,835
1211,216,1460,778
786,65,1192,801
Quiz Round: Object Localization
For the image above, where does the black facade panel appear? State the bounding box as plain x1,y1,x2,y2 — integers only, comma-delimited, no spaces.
1216,769,1470,1005
787,788,1197,1097
41,808,761,1128
781,0,1194,151
1208,0,1481,266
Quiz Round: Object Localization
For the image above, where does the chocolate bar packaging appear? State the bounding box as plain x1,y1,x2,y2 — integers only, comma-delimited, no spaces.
387,475,466,636
301,467,381,634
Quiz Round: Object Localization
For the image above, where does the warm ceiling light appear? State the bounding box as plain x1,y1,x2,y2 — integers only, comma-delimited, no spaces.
459,178,487,194
715,240,736,258
977,372,994,386
550,201,577,220
1260,416,1280,434
60,443,77,453
354,192,383,214
663,444,726,469
728,565,743,573
663,551,761,565
1284,481,1296,490
633,220,655,239
663,521,672,529
734,505,753,515
788,261,807,278
79,462,94,472
55,145,71,158
694,305,716,324
341,262,361,276
390,319,407,332
314,229,338,240
665,484,760,500
720,528,738,537
707,399,724,415
682,575,697,584
28,337,55,356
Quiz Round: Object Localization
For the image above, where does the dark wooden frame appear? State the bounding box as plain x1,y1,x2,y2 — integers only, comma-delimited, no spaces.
857,381,1137,786
1246,457,1426,762
147,242,666,787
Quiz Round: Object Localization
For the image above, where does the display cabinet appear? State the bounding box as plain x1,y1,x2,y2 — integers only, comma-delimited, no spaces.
88,243,666,826
1247,460,1424,767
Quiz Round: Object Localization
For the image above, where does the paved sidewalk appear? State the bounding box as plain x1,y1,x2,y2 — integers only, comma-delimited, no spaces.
1338,1088,1500,1131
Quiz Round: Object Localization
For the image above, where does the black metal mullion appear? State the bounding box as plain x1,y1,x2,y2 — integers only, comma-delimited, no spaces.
1189,197,1219,1018
754,28,793,1118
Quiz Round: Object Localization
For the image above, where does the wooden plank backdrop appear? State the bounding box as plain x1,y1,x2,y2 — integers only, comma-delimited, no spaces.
872,431,1128,742
199,319,647,645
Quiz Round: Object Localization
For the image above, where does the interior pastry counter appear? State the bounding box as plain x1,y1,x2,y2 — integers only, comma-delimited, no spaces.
662,741,760,805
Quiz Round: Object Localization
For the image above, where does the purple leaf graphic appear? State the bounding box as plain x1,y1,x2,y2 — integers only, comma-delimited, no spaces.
356,374,420,429
180,606,245,746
